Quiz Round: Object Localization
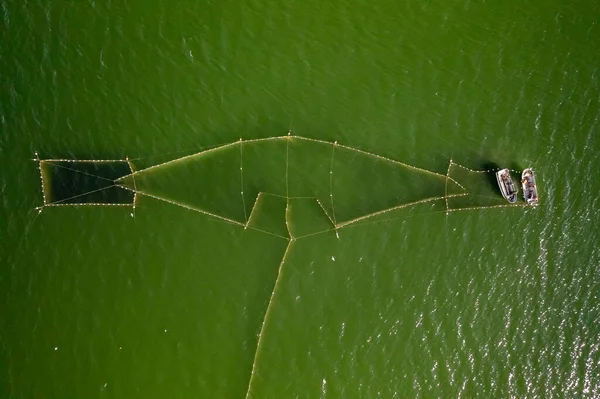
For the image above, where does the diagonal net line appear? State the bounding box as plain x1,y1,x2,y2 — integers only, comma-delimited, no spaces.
43,161,117,182
117,136,290,181
132,190,246,227
44,184,133,206
246,225,290,241
245,239,294,399
335,195,468,228
127,141,235,162
293,135,449,179
245,193,263,229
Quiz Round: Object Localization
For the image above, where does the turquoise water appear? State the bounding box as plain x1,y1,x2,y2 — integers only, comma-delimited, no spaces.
1,0,599,397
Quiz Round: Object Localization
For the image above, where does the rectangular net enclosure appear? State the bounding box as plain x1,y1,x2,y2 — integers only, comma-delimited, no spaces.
35,154,135,208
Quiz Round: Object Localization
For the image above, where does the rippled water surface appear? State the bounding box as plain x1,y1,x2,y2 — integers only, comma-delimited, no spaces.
1,0,599,397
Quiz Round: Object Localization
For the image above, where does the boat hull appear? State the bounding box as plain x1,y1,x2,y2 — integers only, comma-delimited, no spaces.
496,169,518,203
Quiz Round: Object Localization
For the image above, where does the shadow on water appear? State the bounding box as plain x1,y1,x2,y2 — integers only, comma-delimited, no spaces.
481,162,501,194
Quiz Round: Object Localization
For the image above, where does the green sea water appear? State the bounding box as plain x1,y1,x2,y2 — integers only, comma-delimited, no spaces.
2,0,599,397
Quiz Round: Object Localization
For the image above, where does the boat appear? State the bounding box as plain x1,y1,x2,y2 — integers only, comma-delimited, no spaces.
521,168,539,206
496,168,518,203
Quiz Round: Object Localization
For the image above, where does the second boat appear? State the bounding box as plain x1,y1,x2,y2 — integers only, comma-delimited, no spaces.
521,168,539,206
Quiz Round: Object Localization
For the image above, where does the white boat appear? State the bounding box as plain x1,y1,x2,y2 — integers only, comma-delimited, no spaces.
521,168,539,206
496,168,518,203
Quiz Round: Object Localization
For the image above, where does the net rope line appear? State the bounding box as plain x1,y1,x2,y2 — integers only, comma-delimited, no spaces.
467,193,511,202
247,225,289,241
446,160,467,192
285,133,291,239
34,184,123,209
38,158,129,163
239,138,248,223
39,203,133,208
126,157,138,216
449,160,523,174
245,239,294,399
244,192,264,230
127,141,236,162
335,193,468,228
446,203,527,213
128,189,247,228
291,202,447,240
285,201,294,240
41,160,117,183
34,153,48,206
